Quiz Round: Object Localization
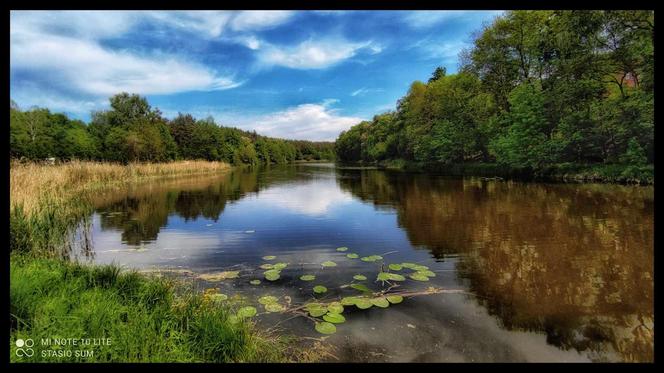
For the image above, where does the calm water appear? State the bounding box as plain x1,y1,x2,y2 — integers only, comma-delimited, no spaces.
79,163,654,362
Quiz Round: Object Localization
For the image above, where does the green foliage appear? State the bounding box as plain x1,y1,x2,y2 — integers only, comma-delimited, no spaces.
335,10,653,178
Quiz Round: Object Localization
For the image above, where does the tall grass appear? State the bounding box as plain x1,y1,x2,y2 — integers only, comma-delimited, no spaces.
9,160,303,363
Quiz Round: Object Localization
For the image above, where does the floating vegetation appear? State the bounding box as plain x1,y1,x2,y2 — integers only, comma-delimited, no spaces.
346,253,359,259
327,302,344,314
198,271,240,281
377,272,406,282
409,273,430,281
340,297,359,306
209,293,228,301
352,274,367,281
249,279,261,285
304,303,328,317
315,322,337,335
313,285,328,294
360,255,383,262
350,283,372,293
354,298,373,309
236,306,257,318
336,247,349,252
258,295,279,305
371,297,390,308
262,255,276,260
299,274,316,281
415,270,436,277
386,295,403,304
323,312,346,324
401,262,416,269
321,261,337,267
388,263,402,271
260,263,274,270
273,263,288,270
263,270,280,281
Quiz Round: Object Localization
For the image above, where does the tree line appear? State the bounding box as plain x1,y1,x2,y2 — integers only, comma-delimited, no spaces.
10,93,335,164
335,11,653,172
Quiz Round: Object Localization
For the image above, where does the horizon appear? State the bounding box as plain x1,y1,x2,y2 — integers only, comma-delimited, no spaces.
10,10,502,141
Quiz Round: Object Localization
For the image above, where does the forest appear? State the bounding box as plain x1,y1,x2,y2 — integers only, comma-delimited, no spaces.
335,11,654,179
10,93,335,165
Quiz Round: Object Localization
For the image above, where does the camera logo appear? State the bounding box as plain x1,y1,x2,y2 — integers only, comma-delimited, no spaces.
15,338,34,357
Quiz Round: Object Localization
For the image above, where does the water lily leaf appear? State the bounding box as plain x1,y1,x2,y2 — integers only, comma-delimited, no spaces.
371,297,390,308
340,297,359,306
336,247,349,252
350,283,372,293
353,274,367,281
300,274,316,281
409,273,430,281
387,273,406,281
228,315,240,324
250,279,261,285
305,303,327,317
313,285,328,294
361,255,383,262
199,271,240,281
258,295,279,305
259,263,274,270
412,265,430,271
323,312,346,324
264,270,280,281
262,256,276,261
386,295,404,304
321,261,337,267
401,262,416,269
377,272,390,281
237,306,257,318
388,264,403,271
265,303,285,313
415,270,436,277
209,293,228,301
355,298,373,309
327,302,344,314
315,322,337,335
346,253,359,259
273,263,288,270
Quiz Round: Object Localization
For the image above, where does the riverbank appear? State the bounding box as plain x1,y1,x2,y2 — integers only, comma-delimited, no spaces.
9,160,305,362
371,160,654,185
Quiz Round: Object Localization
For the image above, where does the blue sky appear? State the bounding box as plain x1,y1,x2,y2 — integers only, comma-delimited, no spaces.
10,10,502,141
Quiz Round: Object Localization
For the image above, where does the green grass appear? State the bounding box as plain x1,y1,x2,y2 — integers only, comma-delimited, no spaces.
10,255,289,362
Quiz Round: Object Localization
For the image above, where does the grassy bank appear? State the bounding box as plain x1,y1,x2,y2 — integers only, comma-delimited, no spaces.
374,160,654,185
9,160,298,363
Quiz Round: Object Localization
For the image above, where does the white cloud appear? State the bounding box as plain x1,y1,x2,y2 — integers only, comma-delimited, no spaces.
350,87,384,97
230,11,294,32
401,10,503,29
251,181,354,216
257,38,378,69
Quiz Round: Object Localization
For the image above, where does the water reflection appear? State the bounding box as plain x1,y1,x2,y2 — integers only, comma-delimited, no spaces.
336,169,654,362
87,164,653,362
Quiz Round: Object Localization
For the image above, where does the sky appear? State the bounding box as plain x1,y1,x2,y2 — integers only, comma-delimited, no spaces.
10,10,503,141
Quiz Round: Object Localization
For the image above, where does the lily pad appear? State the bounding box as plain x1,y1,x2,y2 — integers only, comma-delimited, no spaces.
388,264,403,271
346,253,359,259
262,256,276,261
199,271,240,281
237,306,257,318
412,265,430,271
209,293,228,301
265,303,285,313
315,322,337,335
300,274,316,281
350,283,372,293
249,279,261,285
327,302,344,314
401,262,416,269
305,303,328,317
323,312,346,324
336,247,349,252
313,285,328,294
386,295,404,304
273,263,288,270
321,261,337,267
264,270,281,281
340,297,359,306
415,270,436,277
409,273,430,281
387,273,406,281
371,297,390,308
228,315,240,324
360,255,383,262
259,263,274,270
355,298,373,309
353,274,367,281
258,295,279,305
